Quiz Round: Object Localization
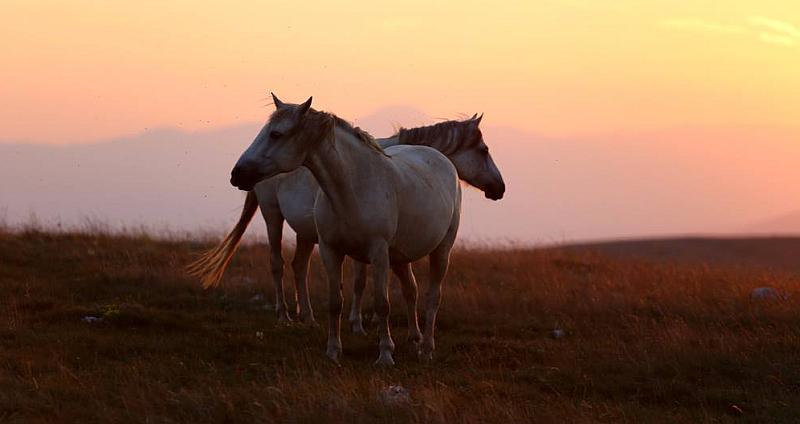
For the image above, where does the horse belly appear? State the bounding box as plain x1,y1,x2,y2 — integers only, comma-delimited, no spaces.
389,148,460,261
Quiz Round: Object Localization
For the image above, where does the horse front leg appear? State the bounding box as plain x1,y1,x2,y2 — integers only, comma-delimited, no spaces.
348,261,368,335
371,242,395,366
319,243,345,363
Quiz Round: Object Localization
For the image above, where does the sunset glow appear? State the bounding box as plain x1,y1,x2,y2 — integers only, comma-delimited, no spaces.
2,1,800,241
2,0,798,143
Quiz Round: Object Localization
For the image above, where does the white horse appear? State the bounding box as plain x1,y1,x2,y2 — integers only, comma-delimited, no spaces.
189,102,505,335
229,95,463,365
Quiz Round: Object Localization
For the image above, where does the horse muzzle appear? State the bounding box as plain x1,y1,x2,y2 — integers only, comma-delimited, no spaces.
484,181,505,200
230,164,260,191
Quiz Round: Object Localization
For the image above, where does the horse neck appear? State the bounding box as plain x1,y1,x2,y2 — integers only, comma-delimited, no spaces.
303,126,387,217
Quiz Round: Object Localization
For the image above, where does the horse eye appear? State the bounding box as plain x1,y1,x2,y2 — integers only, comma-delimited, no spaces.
270,131,283,139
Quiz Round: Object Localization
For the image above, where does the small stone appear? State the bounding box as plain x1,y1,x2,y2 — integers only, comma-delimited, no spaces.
379,385,411,406
249,294,265,303
750,287,784,301
81,316,103,324
255,331,264,339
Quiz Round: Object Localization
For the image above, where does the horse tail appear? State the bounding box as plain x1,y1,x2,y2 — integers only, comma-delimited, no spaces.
187,191,259,289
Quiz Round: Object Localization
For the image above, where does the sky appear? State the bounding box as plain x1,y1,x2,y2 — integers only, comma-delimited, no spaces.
1,1,799,240
3,0,798,144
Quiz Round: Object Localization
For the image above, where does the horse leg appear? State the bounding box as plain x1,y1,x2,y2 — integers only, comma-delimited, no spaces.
293,237,317,326
371,242,395,366
319,243,345,363
392,263,422,353
348,262,368,335
422,210,459,362
264,207,291,322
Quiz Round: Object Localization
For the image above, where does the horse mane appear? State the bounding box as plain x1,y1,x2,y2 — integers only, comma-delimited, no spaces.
272,107,385,155
328,114,386,155
395,118,479,155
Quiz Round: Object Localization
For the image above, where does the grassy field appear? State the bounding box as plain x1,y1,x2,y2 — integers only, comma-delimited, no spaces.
1,228,800,423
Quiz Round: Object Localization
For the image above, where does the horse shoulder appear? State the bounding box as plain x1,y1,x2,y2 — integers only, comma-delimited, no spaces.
275,168,319,240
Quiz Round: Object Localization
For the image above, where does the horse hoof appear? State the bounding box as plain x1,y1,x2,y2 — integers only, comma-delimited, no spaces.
300,315,319,327
351,322,367,336
326,347,342,364
374,353,395,367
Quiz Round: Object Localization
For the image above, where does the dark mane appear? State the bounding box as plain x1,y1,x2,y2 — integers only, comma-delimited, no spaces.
395,119,479,155
271,107,385,154
329,114,383,152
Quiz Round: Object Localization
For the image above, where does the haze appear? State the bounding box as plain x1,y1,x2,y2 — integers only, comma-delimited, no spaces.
2,1,799,242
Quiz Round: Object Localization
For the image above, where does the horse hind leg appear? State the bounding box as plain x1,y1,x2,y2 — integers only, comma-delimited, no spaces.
264,207,291,323
391,263,422,354
292,237,317,326
348,262,368,335
422,211,459,362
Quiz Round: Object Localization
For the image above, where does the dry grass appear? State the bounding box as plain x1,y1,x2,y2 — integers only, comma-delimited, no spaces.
1,228,799,423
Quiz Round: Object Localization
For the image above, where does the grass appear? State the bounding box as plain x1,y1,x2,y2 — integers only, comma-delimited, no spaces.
1,228,799,423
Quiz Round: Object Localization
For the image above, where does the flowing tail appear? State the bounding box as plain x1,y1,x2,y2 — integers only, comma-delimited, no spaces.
187,191,259,289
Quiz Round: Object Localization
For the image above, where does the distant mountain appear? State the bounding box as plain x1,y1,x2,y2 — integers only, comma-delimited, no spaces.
745,211,800,235
353,105,433,137
2,110,799,242
1,124,260,234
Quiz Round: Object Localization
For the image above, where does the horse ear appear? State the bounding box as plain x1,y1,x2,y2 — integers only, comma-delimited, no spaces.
474,113,483,125
271,93,287,109
470,113,478,120
297,96,313,116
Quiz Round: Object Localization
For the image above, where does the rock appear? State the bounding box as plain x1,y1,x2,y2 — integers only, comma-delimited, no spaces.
750,287,784,301
551,329,566,339
81,316,103,323
379,385,411,406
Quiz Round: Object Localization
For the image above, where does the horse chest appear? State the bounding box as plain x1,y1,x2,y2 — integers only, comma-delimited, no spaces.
314,197,396,253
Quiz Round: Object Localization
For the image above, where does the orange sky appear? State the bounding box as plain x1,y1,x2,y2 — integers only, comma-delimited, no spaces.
2,1,800,240
2,0,799,144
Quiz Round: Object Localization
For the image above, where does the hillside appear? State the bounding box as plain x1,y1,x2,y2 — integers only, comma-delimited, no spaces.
568,236,800,274
1,230,799,422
